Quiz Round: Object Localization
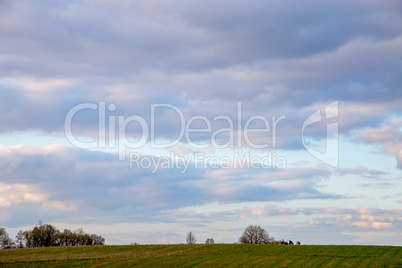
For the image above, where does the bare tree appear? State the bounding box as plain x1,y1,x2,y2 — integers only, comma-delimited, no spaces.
239,225,270,244
15,230,24,248
186,231,197,244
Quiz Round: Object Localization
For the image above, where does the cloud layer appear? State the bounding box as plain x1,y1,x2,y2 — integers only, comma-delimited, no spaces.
0,0,401,245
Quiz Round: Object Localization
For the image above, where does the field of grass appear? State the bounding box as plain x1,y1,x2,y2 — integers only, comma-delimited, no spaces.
0,244,401,267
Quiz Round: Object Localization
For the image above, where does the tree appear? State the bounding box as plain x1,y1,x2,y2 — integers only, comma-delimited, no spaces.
186,231,196,244
91,234,105,245
0,227,14,249
239,225,270,244
15,230,25,248
59,229,73,246
205,238,215,244
42,224,59,247
75,228,87,246
28,224,59,247
23,230,33,248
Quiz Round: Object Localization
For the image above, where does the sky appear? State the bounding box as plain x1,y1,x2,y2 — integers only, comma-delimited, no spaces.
0,0,402,245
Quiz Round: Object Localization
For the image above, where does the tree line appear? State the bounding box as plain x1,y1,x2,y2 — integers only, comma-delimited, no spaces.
186,225,300,245
0,224,105,249
2,224,296,248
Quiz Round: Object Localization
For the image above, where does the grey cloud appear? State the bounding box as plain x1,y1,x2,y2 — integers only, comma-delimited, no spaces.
337,167,390,177
0,145,339,226
0,0,401,152
358,182,394,188
1,0,402,246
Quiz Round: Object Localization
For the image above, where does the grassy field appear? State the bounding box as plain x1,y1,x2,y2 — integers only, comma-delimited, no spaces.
0,244,401,267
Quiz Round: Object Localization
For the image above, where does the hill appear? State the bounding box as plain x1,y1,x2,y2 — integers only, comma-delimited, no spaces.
0,244,401,267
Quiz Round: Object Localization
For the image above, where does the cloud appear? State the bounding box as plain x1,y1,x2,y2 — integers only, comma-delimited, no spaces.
5,77,78,92
0,145,339,226
351,221,392,230
148,204,402,245
337,167,390,177
0,183,47,207
0,0,401,146
0,0,402,245
236,205,402,231
358,182,394,188
156,236,170,244
353,119,402,168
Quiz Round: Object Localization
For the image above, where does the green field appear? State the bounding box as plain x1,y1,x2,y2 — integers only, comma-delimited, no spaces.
0,244,401,267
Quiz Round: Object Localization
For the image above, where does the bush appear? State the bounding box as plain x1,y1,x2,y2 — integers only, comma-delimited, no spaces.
205,238,215,244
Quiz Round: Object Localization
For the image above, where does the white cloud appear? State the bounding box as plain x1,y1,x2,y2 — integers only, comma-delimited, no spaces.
0,183,47,207
5,76,78,92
